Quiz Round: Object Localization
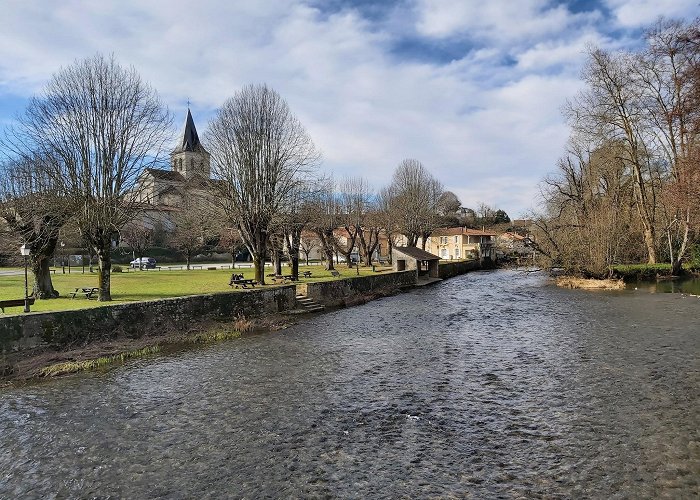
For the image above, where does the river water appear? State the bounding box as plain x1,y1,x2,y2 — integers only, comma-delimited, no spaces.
1,270,698,498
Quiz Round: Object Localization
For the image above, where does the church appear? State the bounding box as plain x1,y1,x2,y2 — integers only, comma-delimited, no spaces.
135,109,214,208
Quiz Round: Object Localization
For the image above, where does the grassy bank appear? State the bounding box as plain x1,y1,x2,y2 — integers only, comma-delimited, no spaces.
0,264,383,314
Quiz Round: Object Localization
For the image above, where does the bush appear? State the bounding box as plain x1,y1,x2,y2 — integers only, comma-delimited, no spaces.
112,265,123,273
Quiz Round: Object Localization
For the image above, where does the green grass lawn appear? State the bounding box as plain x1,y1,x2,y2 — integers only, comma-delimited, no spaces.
0,264,384,314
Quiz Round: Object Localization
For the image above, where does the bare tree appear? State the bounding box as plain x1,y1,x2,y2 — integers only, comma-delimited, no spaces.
207,84,318,284
376,186,401,264
306,177,339,271
0,157,71,297
568,48,660,263
218,226,245,267
3,54,172,300
638,19,700,273
167,192,218,270
120,222,152,267
299,232,320,265
335,176,371,267
388,159,443,248
437,191,461,216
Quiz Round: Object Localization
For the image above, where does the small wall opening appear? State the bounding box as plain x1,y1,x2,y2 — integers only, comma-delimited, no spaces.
396,259,406,271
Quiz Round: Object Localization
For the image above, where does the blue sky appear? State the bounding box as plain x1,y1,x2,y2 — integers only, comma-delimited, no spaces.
0,0,697,218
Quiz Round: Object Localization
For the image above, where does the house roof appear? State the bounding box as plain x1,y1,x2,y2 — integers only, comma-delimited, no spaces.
431,227,497,237
393,246,440,261
499,232,525,241
144,168,184,181
172,109,207,154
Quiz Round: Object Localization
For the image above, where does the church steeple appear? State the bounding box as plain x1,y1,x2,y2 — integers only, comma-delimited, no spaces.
173,108,204,153
171,108,211,179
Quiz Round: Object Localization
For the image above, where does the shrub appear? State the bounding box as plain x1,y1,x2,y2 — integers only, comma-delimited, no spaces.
112,265,123,273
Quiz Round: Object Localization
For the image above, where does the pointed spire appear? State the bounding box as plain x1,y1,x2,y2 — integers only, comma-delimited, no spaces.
173,109,203,153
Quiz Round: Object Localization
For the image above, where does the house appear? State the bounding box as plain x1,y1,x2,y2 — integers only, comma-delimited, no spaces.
497,231,535,260
392,246,440,278
424,227,497,260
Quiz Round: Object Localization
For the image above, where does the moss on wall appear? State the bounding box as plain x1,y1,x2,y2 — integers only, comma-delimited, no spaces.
0,286,296,354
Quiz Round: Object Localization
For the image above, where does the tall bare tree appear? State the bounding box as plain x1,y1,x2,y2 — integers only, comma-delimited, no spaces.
307,177,339,271
335,176,371,267
3,54,172,300
388,159,443,248
568,48,660,263
207,84,318,284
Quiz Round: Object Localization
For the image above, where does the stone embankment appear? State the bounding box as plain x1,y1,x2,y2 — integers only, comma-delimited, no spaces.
1,259,490,376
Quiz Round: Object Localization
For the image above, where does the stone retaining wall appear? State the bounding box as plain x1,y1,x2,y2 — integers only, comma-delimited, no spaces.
297,270,418,307
438,259,482,279
0,285,296,354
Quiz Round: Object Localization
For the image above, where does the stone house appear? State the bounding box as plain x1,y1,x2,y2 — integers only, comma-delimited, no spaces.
424,227,497,260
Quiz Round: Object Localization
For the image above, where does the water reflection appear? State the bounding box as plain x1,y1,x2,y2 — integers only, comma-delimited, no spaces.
628,276,700,294
0,270,698,497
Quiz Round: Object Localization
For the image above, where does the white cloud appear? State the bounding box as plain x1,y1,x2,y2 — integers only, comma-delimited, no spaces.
604,0,698,28
413,0,595,43
0,0,650,217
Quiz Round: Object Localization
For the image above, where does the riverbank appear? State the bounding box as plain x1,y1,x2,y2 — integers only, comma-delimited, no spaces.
1,313,296,385
0,262,488,382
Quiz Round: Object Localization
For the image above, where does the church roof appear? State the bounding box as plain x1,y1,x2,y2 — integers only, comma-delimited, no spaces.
172,109,207,154
144,168,184,181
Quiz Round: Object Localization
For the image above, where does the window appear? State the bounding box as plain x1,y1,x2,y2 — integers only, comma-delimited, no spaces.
441,248,448,258
454,235,458,243
455,247,460,258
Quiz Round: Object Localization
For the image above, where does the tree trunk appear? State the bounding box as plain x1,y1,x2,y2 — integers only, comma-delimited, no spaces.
31,255,58,298
286,231,301,279
253,253,265,284
274,249,282,276
387,237,394,264
96,245,112,301
30,237,59,299
186,251,191,270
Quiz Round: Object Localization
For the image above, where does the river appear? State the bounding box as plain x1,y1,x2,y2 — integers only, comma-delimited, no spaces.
1,270,698,498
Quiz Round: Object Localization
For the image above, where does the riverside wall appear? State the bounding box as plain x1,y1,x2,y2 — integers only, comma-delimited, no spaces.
1,260,490,359
297,270,418,307
0,286,297,355
438,259,483,279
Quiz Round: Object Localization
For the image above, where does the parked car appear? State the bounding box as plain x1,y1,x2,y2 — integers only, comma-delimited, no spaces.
130,257,157,269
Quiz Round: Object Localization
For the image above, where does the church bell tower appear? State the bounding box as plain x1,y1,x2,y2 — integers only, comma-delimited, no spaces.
171,109,211,180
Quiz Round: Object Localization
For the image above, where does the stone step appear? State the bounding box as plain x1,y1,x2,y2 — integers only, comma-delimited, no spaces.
295,294,325,312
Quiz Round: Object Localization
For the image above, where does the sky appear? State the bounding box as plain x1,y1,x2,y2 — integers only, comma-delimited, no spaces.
0,0,697,218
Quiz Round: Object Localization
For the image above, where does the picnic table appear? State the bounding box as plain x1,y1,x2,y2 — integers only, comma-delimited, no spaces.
69,287,99,299
230,279,257,289
229,273,257,288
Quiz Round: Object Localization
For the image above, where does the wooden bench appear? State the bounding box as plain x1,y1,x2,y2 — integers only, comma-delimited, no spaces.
302,271,312,278
330,269,341,278
0,298,35,313
69,287,99,299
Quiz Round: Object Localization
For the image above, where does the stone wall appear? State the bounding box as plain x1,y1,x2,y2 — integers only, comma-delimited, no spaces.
297,270,417,307
0,285,296,354
438,259,482,279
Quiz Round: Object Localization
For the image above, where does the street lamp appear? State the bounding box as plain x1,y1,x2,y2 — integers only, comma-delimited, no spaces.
19,244,31,313
60,241,66,274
